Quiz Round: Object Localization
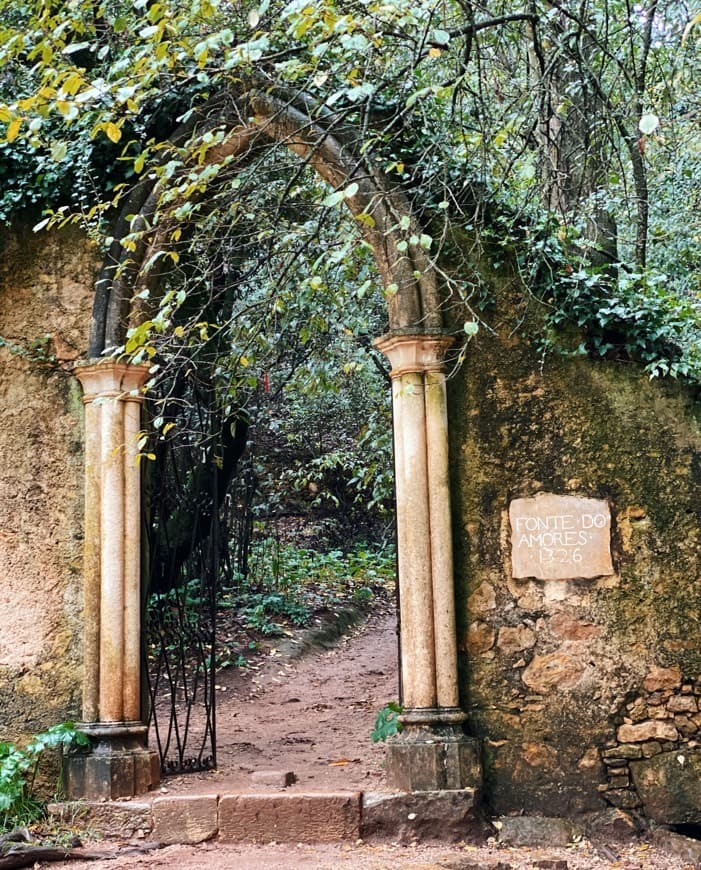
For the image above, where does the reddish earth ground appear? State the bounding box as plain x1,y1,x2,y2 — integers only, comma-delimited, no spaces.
160,599,399,795
43,603,696,869
42,838,697,869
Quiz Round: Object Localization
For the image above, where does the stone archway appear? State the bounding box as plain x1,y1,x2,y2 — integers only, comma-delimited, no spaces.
67,82,481,799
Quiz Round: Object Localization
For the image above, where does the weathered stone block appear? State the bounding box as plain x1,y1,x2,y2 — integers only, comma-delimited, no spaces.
509,493,613,580
602,789,641,810
466,621,496,655
673,715,698,737
643,666,681,692
668,695,698,713
361,789,491,844
468,581,496,612
134,750,160,795
549,613,602,641
218,793,361,843
648,705,671,720
497,625,536,656
384,735,482,792
64,746,158,801
251,770,296,788
49,800,154,839
583,807,643,842
630,749,701,824
602,743,642,760
616,720,677,743
608,774,630,789
64,752,134,801
498,815,582,847
521,649,587,694
153,794,218,845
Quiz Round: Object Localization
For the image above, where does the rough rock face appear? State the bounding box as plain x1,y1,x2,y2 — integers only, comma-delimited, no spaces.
0,225,96,739
448,269,701,821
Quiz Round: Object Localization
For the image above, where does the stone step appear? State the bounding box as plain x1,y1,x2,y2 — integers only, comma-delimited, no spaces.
49,788,486,846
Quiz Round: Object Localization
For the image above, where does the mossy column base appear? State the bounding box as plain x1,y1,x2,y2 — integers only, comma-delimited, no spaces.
73,361,156,800
385,708,482,793
375,333,478,791
64,723,160,801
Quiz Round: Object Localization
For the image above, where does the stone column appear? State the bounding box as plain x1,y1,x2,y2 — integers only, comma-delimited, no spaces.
375,332,481,793
66,360,159,800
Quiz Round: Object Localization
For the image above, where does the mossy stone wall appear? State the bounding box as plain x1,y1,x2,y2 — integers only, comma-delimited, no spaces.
0,225,96,739
448,282,701,820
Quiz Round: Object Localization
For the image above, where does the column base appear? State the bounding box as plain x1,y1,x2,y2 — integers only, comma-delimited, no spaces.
63,722,160,801
384,707,482,793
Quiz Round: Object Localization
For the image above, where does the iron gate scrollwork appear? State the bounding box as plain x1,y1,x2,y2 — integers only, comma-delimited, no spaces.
143,369,253,775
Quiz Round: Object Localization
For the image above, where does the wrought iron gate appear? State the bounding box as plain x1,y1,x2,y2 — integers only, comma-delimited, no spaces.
143,372,253,775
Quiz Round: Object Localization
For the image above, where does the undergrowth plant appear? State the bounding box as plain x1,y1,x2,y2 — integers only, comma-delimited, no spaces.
236,540,396,634
215,540,396,655
0,723,88,830
371,702,404,743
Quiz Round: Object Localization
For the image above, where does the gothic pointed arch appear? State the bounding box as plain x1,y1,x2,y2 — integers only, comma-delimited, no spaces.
89,79,445,356
70,78,477,802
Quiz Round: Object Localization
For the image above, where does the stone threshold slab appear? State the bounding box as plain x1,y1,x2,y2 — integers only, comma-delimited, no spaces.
49,788,484,846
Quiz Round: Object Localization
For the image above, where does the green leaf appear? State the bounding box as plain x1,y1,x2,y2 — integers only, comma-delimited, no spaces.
371,702,403,742
429,29,450,46
104,122,122,143
5,117,21,143
322,190,344,207
51,142,68,162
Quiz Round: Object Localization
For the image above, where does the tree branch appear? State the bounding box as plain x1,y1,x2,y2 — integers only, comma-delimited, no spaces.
445,12,538,42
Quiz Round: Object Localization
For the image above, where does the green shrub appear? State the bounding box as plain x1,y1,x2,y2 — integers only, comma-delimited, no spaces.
0,723,89,830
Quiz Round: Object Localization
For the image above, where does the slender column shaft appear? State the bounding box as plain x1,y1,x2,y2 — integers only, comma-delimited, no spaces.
76,361,149,726
425,369,460,708
82,400,102,722
376,332,461,716
123,398,142,721
369,333,481,795
392,372,437,708
99,396,126,722
70,361,158,802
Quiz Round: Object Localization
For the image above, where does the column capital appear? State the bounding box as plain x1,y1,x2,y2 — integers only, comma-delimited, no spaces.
74,359,151,404
374,331,454,378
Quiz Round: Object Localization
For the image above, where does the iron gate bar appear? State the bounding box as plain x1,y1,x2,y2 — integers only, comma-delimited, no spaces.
143,375,250,776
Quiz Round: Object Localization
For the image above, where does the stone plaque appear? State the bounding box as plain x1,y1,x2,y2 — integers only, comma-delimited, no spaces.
509,493,613,580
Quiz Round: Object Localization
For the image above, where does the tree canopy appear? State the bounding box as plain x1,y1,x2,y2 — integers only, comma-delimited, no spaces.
0,0,699,385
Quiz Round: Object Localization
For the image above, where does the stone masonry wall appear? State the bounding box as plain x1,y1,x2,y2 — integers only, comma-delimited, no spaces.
447,269,701,823
604,665,701,824
0,225,96,738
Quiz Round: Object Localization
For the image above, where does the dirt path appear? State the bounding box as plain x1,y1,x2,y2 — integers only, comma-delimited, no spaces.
41,832,692,869
161,600,399,795
42,605,693,868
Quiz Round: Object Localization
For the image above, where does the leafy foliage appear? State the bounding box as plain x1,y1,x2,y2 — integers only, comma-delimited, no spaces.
371,701,404,743
0,724,89,830
232,538,396,635
210,539,395,664
0,0,698,388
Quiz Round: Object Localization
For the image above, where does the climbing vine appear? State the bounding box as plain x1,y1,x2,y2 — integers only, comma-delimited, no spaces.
0,0,698,384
